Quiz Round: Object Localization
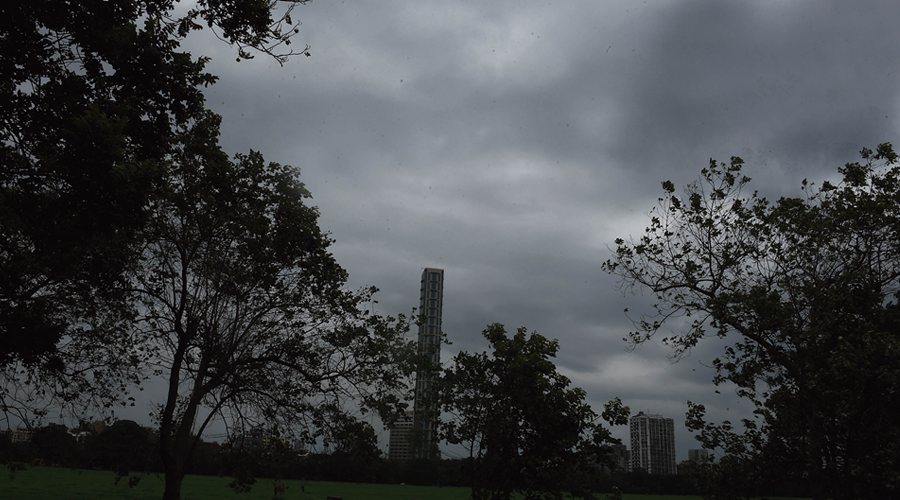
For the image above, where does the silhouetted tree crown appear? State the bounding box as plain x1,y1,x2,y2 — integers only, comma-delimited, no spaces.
605,144,900,500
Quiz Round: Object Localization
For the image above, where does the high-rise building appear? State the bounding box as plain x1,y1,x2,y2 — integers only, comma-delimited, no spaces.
413,268,443,459
599,442,631,474
387,411,415,461
688,448,709,462
11,426,32,443
630,411,676,474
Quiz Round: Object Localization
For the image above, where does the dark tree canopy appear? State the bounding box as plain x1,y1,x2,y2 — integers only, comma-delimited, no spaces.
437,323,629,500
1,7,417,500
1,0,311,422
604,144,900,500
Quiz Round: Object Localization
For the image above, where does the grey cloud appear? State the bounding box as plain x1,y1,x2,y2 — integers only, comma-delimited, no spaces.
168,0,900,458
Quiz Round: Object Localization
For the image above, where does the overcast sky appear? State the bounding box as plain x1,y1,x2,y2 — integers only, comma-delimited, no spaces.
162,0,900,459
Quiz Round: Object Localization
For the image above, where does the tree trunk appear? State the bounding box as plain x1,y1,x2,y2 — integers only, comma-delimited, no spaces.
158,310,209,500
160,425,187,500
805,391,830,500
162,471,185,500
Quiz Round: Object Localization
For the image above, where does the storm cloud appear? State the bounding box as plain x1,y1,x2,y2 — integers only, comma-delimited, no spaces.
162,0,900,457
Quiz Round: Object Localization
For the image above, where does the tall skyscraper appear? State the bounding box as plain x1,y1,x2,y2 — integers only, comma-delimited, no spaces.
413,268,443,459
630,411,677,474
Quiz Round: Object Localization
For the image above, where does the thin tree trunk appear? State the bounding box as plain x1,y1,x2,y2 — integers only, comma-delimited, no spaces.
159,307,191,500
806,392,829,500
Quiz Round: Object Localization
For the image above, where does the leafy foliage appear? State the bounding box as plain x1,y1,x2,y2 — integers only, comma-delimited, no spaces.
604,144,900,500
437,323,629,500
1,0,312,421
131,118,416,500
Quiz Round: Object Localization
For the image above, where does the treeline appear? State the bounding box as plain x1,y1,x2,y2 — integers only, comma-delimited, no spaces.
0,421,464,485
1,422,158,474
1,421,808,497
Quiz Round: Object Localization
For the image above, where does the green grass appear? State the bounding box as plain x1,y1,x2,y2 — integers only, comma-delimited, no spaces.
1,466,472,500
0,466,709,500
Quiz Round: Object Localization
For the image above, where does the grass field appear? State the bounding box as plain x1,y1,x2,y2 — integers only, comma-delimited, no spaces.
0,465,707,500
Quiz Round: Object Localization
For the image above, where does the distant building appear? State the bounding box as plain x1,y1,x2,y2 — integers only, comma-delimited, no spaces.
228,430,262,449
688,448,709,462
11,426,32,443
413,268,443,459
262,434,288,450
228,428,287,450
679,449,711,475
630,411,676,474
599,442,630,474
387,411,415,461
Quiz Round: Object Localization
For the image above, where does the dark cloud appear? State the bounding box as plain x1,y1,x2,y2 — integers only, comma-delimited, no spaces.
609,0,900,192
141,0,900,458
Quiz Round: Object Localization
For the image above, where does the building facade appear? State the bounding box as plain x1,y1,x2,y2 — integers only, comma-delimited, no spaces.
387,411,415,461
630,411,676,474
11,426,32,444
688,448,709,462
412,268,443,459
600,442,631,474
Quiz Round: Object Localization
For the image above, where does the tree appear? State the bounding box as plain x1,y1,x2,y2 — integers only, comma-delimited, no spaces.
604,144,900,500
29,423,79,467
1,0,311,422
131,115,416,500
97,420,158,476
437,323,629,500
